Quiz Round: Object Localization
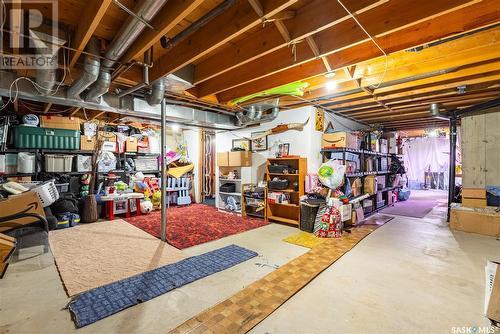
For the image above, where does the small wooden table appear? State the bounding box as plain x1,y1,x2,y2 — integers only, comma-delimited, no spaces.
100,193,144,220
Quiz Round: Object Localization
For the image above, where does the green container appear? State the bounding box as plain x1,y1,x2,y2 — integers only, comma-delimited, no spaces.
14,126,80,149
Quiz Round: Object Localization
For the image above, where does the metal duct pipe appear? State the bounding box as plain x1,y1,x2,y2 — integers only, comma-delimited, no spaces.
67,39,100,100
429,103,450,120
236,107,279,126
85,0,168,102
145,79,166,106
35,46,58,95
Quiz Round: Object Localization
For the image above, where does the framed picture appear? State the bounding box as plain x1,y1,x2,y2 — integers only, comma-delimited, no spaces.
279,143,290,157
232,138,250,151
250,132,268,151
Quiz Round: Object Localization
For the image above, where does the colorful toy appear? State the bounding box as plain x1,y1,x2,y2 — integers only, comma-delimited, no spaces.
151,190,162,209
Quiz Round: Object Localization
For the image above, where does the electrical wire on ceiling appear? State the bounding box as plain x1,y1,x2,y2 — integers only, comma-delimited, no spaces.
336,0,388,90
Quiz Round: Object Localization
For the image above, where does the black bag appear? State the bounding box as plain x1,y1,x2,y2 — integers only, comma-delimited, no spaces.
268,179,289,190
50,194,80,215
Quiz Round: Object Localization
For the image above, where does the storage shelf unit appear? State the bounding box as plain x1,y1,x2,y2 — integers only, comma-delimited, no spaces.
242,183,266,219
265,157,306,226
321,147,403,218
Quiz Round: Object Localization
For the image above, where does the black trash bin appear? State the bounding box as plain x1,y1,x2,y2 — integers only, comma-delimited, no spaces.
300,199,326,232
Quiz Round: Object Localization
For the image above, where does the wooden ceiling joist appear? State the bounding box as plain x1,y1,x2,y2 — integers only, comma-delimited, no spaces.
69,0,113,67
214,0,500,102
192,0,384,85
148,0,298,83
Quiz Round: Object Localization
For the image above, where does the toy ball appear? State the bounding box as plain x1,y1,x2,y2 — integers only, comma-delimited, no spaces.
140,200,153,214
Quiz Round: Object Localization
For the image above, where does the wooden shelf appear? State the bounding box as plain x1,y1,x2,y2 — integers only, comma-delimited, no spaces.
219,191,241,196
268,202,299,208
268,215,299,225
268,188,297,193
219,178,241,182
268,173,299,176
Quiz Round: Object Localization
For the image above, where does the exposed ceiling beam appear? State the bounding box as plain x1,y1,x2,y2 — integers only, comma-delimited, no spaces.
119,0,205,64
69,0,113,67
214,0,500,102
191,0,383,85
148,0,298,83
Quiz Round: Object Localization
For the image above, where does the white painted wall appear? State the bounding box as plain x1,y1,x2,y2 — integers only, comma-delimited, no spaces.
182,128,201,203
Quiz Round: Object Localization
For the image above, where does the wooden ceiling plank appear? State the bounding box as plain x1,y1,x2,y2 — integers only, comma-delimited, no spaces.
192,0,384,85
215,0,500,102
148,0,298,83
69,0,113,68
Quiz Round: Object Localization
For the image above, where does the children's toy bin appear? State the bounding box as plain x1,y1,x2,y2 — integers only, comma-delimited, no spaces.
45,154,74,172
14,125,80,149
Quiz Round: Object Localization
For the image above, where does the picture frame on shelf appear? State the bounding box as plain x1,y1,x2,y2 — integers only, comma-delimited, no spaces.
250,132,268,151
279,143,290,157
232,138,250,151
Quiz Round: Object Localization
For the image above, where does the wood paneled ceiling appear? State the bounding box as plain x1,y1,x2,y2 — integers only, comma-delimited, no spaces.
12,0,500,129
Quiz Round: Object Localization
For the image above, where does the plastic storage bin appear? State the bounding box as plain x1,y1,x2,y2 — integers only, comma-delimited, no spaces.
0,155,5,173
45,154,74,172
134,157,158,171
300,199,324,232
17,152,36,173
75,155,92,172
55,183,70,194
486,186,500,207
14,125,80,149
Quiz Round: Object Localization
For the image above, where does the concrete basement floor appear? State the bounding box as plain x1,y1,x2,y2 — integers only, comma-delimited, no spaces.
1,190,500,334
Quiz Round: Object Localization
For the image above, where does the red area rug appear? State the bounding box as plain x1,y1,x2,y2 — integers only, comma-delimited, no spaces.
124,204,269,249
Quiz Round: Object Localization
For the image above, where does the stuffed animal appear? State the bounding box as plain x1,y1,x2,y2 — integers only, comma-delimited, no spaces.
140,200,153,214
151,190,162,209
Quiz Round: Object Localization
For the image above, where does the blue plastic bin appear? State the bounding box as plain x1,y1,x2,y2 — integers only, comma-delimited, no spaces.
486,186,500,207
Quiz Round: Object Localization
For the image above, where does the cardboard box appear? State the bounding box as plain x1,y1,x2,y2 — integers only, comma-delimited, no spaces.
462,198,487,208
228,151,252,167
340,204,352,222
98,131,117,152
450,208,500,237
322,132,358,149
80,136,96,151
217,152,229,167
364,175,377,195
0,191,45,233
463,188,486,199
6,176,31,182
486,261,500,323
126,137,138,152
40,116,81,131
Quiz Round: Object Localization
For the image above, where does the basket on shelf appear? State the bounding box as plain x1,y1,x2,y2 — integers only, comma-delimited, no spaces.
268,178,289,190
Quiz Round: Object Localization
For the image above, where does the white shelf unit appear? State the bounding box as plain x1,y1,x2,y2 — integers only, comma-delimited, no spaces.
216,167,251,215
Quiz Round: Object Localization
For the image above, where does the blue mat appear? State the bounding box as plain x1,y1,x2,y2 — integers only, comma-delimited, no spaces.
68,244,257,327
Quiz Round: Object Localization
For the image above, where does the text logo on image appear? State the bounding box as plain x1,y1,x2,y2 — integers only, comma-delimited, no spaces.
0,0,60,69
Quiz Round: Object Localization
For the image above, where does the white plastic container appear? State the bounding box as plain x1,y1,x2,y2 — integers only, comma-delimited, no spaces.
17,152,36,173
0,155,5,173
134,157,158,171
97,151,117,172
76,155,92,172
45,154,74,172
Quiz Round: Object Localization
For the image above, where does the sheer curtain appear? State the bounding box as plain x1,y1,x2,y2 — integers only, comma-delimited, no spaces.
403,137,450,189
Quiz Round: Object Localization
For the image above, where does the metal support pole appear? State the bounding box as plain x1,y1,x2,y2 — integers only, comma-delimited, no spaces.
447,117,457,222
160,98,167,241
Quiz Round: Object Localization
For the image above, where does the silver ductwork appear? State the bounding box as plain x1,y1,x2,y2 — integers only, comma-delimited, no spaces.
33,31,65,95
235,98,280,126
84,0,168,102
145,79,165,106
67,39,100,100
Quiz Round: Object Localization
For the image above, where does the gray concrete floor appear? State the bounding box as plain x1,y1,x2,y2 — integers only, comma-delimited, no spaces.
2,191,500,334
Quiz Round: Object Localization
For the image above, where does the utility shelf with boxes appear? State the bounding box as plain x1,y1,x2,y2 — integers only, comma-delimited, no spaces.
320,130,404,222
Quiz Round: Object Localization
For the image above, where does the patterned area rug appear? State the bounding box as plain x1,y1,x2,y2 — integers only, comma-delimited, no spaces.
49,220,186,296
69,245,258,328
124,204,269,249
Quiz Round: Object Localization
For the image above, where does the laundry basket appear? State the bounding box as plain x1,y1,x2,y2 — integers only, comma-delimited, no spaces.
30,179,59,207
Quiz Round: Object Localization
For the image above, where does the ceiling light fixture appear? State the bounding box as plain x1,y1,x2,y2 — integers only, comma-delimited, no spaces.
171,124,180,132
324,71,336,78
326,80,338,91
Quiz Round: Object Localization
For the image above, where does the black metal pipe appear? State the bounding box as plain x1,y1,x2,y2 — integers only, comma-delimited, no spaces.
454,97,500,117
447,117,457,222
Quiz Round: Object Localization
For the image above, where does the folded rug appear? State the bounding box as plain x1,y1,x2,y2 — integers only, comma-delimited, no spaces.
68,244,257,327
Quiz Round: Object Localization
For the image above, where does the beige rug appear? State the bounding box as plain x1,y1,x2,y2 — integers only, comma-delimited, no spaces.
49,219,185,296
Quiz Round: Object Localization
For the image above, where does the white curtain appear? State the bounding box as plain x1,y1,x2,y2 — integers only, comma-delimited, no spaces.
403,137,450,189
